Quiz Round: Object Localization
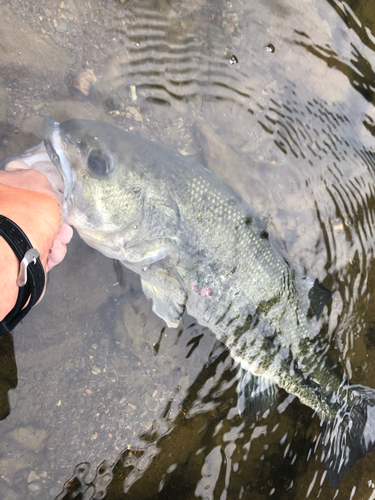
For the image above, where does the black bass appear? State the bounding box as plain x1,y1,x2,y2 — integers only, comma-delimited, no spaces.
41,117,375,486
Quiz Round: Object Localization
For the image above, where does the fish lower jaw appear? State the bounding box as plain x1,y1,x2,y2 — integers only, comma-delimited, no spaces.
76,230,126,260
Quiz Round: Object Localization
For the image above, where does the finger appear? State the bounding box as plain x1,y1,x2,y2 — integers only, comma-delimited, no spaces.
46,241,68,272
45,224,73,272
57,223,74,245
5,160,31,171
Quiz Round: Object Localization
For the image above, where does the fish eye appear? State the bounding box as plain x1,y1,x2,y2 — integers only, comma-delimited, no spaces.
87,151,110,176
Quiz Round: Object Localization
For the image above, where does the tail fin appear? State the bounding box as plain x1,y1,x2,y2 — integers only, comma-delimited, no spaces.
321,384,375,486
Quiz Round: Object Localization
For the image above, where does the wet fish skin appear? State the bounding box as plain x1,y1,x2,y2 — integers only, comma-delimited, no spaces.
43,117,375,486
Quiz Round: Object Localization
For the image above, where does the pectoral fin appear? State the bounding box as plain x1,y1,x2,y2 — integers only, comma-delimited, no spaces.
237,368,279,421
141,279,185,328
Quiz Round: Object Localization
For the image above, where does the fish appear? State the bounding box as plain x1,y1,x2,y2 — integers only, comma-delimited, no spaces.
22,116,375,485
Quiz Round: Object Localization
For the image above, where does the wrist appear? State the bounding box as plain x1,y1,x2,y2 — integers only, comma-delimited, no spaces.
0,236,19,321
0,216,46,332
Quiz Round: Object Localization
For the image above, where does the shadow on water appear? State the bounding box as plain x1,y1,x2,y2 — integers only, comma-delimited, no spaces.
1,0,375,499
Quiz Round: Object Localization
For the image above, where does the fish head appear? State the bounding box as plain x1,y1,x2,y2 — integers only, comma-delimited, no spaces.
43,117,146,260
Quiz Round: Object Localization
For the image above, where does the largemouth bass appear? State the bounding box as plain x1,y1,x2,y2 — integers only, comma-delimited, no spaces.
40,117,375,485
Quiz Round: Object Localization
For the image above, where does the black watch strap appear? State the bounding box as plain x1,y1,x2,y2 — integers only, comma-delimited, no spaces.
0,215,45,335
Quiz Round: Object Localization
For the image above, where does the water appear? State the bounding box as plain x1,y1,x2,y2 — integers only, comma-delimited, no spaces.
0,0,375,498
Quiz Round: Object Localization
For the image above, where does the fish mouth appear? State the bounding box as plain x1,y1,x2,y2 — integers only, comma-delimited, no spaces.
43,116,74,201
77,228,128,260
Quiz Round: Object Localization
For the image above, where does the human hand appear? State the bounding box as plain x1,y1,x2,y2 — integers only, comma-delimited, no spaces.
0,161,73,272
0,162,73,319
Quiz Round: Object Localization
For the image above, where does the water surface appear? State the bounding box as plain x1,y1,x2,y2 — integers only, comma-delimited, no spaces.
1,0,375,498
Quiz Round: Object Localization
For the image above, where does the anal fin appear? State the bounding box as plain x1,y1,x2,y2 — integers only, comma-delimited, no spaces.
237,368,279,421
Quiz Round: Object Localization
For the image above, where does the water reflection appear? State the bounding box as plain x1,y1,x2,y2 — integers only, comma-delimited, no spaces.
1,0,375,498
56,346,308,500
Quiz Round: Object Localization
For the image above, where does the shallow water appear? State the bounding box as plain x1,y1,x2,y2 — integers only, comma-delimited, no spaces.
1,0,375,498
